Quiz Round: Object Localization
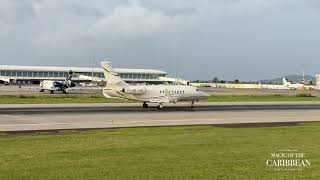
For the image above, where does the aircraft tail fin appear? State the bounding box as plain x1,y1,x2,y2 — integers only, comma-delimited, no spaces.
101,61,129,86
65,70,75,87
66,71,74,81
283,78,290,85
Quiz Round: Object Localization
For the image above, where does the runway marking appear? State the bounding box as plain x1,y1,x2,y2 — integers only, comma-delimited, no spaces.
0,115,22,118
0,115,319,128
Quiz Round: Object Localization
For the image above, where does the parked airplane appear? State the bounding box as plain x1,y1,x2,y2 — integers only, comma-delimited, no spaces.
101,61,209,109
0,77,11,85
282,78,304,90
78,74,104,87
40,71,76,94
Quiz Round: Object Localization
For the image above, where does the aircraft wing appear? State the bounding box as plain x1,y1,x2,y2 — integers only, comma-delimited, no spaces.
147,96,170,103
78,75,104,82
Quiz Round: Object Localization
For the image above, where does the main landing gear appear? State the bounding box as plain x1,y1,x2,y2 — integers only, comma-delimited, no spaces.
62,89,69,94
157,103,163,109
143,102,149,108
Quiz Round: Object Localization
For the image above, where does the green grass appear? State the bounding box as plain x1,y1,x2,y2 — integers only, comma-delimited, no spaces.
203,94,320,102
0,124,319,179
0,94,320,104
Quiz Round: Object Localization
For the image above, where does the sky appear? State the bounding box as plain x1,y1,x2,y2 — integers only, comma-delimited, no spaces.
1,0,320,81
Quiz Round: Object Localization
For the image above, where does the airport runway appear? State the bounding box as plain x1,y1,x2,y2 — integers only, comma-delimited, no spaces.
0,102,320,132
1,85,319,96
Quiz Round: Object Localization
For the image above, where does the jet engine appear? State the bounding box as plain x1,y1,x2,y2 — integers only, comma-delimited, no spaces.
53,82,63,87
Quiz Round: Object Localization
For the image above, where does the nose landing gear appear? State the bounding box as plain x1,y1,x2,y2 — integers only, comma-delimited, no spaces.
191,101,195,108
157,103,164,109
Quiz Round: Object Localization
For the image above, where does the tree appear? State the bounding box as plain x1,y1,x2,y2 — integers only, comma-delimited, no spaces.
309,80,313,85
212,77,219,83
234,79,240,84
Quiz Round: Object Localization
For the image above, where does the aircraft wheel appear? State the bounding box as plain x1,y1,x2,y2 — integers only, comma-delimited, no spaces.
191,101,195,108
50,90,54,94
143,103,149,108
157,104,163,109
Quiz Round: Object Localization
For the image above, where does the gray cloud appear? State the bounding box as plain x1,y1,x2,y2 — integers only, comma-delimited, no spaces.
0,0,37,24
1,0,320,80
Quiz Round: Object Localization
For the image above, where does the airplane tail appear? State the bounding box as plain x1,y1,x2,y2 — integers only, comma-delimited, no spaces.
101,61,129,87
66,71,74,81
283,78,290,86
65,71,76,87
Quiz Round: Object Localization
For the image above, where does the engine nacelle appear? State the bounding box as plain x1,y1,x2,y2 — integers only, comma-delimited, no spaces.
122,86,146,95
53,82,63,87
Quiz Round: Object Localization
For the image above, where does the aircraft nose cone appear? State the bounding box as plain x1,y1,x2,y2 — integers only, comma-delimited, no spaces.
198,91,209,99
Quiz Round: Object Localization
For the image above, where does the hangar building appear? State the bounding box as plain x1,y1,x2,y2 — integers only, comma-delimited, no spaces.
0,65,167,84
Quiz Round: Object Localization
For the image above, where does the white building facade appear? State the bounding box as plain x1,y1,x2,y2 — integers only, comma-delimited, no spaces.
0,65,167,84
316,74,320,89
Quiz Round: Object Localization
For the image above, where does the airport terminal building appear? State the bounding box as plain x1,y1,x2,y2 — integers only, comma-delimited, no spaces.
0,65,167,84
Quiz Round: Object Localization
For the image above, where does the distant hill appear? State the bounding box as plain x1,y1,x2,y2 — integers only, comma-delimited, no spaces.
260,75,315,85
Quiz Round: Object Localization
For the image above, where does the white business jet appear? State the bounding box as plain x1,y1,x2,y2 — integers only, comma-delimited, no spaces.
101,61,209,109
282,78,304,90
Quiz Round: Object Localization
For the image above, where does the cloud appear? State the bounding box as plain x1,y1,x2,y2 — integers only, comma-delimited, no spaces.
0,0,320,80
0,0,38,24
68,4,103,18
89,3,195,38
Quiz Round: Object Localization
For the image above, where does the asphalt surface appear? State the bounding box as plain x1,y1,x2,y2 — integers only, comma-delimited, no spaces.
0,102,320,132
0,85,102,95
1,85,319,95
1,102,320,114
200,87,320,96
